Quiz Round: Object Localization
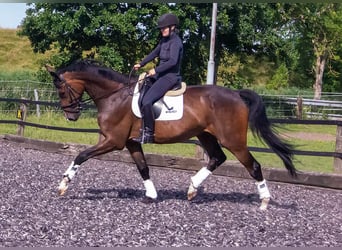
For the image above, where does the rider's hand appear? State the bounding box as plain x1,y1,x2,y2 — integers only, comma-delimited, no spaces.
148,68,156,76
133,64,141,70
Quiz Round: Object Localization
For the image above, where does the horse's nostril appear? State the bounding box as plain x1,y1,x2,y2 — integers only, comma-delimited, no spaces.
64,114,78,122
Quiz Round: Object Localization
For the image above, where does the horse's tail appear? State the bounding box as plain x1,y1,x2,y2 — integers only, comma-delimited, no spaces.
238,89,297,177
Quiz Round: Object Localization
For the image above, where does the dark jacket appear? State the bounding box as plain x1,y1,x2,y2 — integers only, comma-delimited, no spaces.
140,32,183,82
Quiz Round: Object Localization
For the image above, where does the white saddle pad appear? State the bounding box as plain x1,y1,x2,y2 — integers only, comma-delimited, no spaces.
131,83,184,121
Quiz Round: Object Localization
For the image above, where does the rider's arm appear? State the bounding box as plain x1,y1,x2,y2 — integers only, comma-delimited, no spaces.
139,43,161,67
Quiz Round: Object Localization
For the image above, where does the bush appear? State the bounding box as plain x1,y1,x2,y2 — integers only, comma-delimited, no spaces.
266,63,289,90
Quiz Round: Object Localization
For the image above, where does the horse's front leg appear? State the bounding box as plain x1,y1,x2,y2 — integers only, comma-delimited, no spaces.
126,140,157,202
58,136,118,196
58,161,78,195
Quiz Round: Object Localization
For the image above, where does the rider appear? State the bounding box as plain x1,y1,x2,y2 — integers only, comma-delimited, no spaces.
133,13,183,144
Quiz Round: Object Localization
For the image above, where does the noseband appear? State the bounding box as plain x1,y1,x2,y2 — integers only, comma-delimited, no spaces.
58,80,83,114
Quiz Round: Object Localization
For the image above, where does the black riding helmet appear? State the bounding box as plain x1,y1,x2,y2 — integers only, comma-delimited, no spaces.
157,13,179,29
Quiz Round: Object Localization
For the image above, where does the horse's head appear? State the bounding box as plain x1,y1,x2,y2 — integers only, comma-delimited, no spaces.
46,65,84,121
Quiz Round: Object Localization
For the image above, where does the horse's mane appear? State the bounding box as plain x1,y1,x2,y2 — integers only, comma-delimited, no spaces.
57,59,133,83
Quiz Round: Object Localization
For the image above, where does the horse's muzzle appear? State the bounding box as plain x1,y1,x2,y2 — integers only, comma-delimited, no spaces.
64,111,80,121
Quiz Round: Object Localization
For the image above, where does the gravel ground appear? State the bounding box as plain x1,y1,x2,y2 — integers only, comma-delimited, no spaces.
0,139,341,247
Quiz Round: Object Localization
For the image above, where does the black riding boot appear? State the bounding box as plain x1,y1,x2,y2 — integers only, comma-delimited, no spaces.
133,104,155,144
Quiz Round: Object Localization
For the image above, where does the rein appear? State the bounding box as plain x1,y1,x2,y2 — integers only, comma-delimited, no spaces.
90,84,131,103
60,70,138,113
90,68,138,102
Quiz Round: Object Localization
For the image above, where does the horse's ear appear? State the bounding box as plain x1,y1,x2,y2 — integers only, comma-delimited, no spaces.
45,64,58,78
45,64,62,87
45,64,54,72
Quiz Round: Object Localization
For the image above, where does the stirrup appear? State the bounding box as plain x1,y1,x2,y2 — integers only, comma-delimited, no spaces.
133,128,154,144
142,132,154,144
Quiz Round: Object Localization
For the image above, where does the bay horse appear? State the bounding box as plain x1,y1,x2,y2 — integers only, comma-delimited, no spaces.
46,60,296,210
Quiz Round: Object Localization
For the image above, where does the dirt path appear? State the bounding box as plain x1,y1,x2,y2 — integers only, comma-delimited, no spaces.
1,139,341,247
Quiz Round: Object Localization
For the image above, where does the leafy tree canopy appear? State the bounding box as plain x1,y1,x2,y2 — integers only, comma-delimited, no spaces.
19,3,289,85
18,3,342,95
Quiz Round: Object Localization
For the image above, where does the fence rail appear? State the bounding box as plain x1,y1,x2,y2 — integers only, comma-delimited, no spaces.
1,96,342,174
263,95,342,120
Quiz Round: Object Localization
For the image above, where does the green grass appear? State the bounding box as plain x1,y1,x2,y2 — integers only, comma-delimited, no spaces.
0,111,100,145
244,124,336,173
0,29,49,80
0,112,338,174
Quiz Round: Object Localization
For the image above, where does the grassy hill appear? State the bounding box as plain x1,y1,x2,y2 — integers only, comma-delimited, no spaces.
0,28,49,79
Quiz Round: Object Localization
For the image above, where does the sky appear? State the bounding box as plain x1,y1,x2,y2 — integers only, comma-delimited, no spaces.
0,3,28,29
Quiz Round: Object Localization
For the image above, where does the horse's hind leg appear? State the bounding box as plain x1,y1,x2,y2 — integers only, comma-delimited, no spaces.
126,140,157,202
227,145,271,210
188,132,227,200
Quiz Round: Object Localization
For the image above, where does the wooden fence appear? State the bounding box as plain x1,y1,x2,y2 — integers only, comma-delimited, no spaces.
1,97,342,174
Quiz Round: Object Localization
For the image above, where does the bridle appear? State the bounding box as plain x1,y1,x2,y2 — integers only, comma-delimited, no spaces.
57,68,138,114
58,79,83,114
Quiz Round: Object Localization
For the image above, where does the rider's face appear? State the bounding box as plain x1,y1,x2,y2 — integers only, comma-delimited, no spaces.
160,26,175,37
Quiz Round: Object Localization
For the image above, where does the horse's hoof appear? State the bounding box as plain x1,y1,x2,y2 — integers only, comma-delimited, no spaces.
58,177,69,196
141,196,157,204
259,197,270,210
187,182,198,201
187,191,197,201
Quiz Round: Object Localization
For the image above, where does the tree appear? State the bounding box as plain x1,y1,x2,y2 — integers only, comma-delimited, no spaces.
214,3,294,87
21,3,342,93
19,3,215,84
19,3,159,71
19,3,291,86
281,3,342,99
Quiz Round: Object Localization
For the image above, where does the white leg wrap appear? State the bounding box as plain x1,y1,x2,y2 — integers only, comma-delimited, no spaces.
191,167,212,188
256,179,271,199
143,179,157,199
63,161,79,181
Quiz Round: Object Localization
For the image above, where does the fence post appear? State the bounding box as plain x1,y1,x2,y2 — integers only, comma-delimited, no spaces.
34,89,40,117
333,125,342,173
296,96,303,119
16,100,27,137
195,145,204,160
195,145,209,162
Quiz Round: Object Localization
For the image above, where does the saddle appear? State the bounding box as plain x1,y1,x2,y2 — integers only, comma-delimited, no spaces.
131,73,186,121
137,72,186,96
